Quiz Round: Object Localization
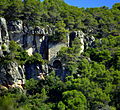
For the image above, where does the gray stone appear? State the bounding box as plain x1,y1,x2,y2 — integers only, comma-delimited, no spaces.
34,26,45,35
0,17,97,83
0,17,9,39
69,30,85,53
8,20,23,32
0,62,25,87
85,35,95,49
8,20,24,45
0,17,9,55
25,63,43,79
48,42,67,62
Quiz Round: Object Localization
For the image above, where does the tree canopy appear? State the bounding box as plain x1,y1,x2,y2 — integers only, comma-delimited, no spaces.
0,0,120,110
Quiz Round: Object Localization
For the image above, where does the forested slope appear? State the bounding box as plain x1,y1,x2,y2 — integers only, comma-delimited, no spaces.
0,0,120,110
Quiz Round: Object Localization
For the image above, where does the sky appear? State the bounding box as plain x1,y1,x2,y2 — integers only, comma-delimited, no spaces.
64,0,120,8
41,0,120,8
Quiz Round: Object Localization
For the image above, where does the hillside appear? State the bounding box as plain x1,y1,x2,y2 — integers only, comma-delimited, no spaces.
0,0,120,110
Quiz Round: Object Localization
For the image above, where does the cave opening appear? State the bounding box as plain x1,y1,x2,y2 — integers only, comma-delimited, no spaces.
53,60,62,69
69,32,76,47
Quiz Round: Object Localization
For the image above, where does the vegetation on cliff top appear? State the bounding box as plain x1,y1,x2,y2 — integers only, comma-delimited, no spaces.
0,0,120,110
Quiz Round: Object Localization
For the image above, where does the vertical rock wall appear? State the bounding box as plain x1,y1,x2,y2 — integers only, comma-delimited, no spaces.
0,17,96,85
0,17,9,56
48,42,67,62
69,30,85,53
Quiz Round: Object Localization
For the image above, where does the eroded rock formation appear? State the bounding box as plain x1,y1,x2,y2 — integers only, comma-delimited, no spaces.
0,17,9,56
0,17,96,87
0,62,25,89
48,42,67,62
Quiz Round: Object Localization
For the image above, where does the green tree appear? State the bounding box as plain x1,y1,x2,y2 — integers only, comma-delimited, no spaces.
57,101,65,110
50,20,68,42
5,0,24,20
62,90,87,110
23,0,41,26
0,0,9,17
0,96,15,110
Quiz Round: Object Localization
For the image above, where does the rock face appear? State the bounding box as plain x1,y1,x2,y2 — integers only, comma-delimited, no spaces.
48,42,67,62
69,31,85,53
0,17,95,60
0,62,25,89
0,17,48,87
85,35,95,49
25,62,43,80
0,17,96,85
8,20,24,44
0,17,9,56
8,20,48,57
69,30,95,53
1,17,94,60
0,17,9,42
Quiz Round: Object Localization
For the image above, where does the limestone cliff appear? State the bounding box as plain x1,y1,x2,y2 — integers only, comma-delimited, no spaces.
0,62,25,89
0,17,95,61
0,17,95,87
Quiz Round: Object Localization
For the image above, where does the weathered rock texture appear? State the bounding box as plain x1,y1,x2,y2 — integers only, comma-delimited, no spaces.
48,42,67,62
0,17,96,84
7,20,48,57
69,31,85,53
1,17,95,61
25,62,43,80
0,17,9,56
0,62,25,89
8,20,24,44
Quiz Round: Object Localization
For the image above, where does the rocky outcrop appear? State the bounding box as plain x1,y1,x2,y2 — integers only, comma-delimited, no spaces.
0,18,26,89
1,17,95,59
25,62,43,80
8,20,48,57
69,30,95,53
0,17,96,86
0,17,9,42
85,35,95,49
69,31,85,53
8,20,24,45
48,42,67,62
0,18,48,87
1,17,95,60
0,17,9,56
0,62,25,89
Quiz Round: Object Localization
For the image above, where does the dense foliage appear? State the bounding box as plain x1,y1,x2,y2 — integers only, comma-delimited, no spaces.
0,0,120,110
